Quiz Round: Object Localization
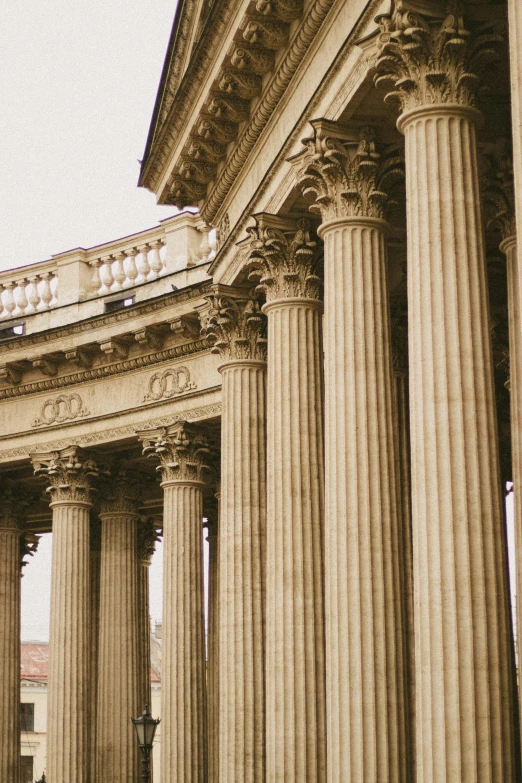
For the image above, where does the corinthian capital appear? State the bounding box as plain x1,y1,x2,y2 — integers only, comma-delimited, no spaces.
374,0,503,114
137,517,161,565
244,214,322,302
297,121,404,223
137,421,211,484
200,287,267,362
0,480,27,531
99,464,143,516
482,150,516,243
31,445,99,505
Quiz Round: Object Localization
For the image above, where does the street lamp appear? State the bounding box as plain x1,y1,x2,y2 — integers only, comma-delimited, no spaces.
132,705,160,783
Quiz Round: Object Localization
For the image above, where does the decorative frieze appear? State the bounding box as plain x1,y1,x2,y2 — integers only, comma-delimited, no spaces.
374,1,503,113
31,445,99,505
245,214,322,302
32,393,90,428
200,289,267,362
139,421,211,484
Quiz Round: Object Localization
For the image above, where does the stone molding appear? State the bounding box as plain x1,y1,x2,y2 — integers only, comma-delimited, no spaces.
200,287,268,362
31,445,99,505
0,339,208,401
297,121,404,222
138,421,211,484
374,0,503,114
245,214,322,302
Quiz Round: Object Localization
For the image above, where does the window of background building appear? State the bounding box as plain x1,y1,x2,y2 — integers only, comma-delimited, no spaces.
20,756,33,783
20,703,34,733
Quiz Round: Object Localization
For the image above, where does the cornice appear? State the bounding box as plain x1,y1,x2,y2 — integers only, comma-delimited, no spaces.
0,281,212,356
0,339,209,400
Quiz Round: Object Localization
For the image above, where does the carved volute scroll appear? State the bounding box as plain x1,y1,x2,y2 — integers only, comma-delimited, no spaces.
98,464,144,516
374,0,503,114
245,214,322,302
138,421,211,484
482,151,516,242
31,445,99,505
297,123,404,224
200,288,267,362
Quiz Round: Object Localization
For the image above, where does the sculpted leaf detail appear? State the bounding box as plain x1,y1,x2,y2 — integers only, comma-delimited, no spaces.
200,291,267,361
31,445,99,504
138,421,211,484
374,0,503,112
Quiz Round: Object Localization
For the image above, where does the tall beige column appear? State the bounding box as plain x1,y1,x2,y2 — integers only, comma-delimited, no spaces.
31,446,99,783
297,124,407,782
204,489,220,783
247,215,326,783
96,467,141,783
0,485,25,783
202,290,267,783
376,6,518,780
137,518,158,713
90,518,102,783
139,422,209,783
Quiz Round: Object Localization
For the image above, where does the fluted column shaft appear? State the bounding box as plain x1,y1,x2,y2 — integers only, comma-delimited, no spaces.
219,360,266,782
90,523,101,783
318,217,405,782
48,501,92,782
161,481,207,781
0,522,21,782
206,496,219,783
137,559,151,711
97,511,140,782
402,104,517,781
263,296,326,782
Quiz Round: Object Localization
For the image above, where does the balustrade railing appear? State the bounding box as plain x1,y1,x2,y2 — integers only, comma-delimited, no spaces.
0,213,216,322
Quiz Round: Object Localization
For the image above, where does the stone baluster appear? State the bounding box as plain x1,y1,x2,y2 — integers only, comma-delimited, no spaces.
101,256,114,293
126,247,138,286
113,253,126,290
246,215,326,783
96,465,142,783
136,245,151,282
40,272,53,309
4,282,16,316
0,284,5,317
138,422,210,783
149,240,164,277
27,276,41,313
0,484,26,783
90,518,102,783
375,7,519,780
137,517,159,712
297,123,408,783
15,279,28,315
90,259,103,295
201,289,267,783
31,446,99,783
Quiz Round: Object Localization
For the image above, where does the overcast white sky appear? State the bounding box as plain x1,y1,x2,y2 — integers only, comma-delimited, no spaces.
3,0,185,638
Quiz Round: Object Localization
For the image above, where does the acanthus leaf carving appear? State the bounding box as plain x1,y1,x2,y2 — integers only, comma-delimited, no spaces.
31,445,100,505
374,1,504,113
98,463,143,516
137,517,161,565
244,215,322,302
297,123,404,223
482,149,516,242
200,289,267,362
138,421,211,484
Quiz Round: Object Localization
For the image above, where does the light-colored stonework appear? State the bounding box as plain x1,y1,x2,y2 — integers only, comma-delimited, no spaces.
2,1,522,781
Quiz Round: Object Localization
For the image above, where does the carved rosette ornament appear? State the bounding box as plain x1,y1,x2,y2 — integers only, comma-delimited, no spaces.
374,0,503,114
200,290,267,362
297,123,404,223
245,215,322,302
139,421,211,485
31,445,99,505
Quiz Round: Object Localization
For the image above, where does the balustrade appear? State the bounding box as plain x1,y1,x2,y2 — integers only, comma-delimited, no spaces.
0,271,58,320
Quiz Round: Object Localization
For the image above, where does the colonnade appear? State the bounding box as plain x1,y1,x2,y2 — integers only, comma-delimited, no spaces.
2,3,522,782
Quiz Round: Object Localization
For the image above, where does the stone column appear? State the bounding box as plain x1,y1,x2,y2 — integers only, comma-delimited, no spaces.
246,215,326,783
96,467,142,783
138,422,210,783
297,124,407,782
137,518,158,714
204,491,220,783
90,518,102,783
201,290,267,783
375,7,519,780
0,485,25,783
31,446,99,783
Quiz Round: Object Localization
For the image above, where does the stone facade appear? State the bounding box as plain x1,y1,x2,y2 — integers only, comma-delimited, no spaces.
2,0,522,781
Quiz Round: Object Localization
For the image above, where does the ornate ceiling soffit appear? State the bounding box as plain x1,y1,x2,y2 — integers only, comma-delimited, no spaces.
296,120,404,222
245,213,322,302
0,338,208,401
374,0,505,113
141,0,337,220
200,286,267,362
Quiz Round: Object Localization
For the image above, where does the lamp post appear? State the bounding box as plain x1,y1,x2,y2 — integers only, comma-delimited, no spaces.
131,705,160,783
